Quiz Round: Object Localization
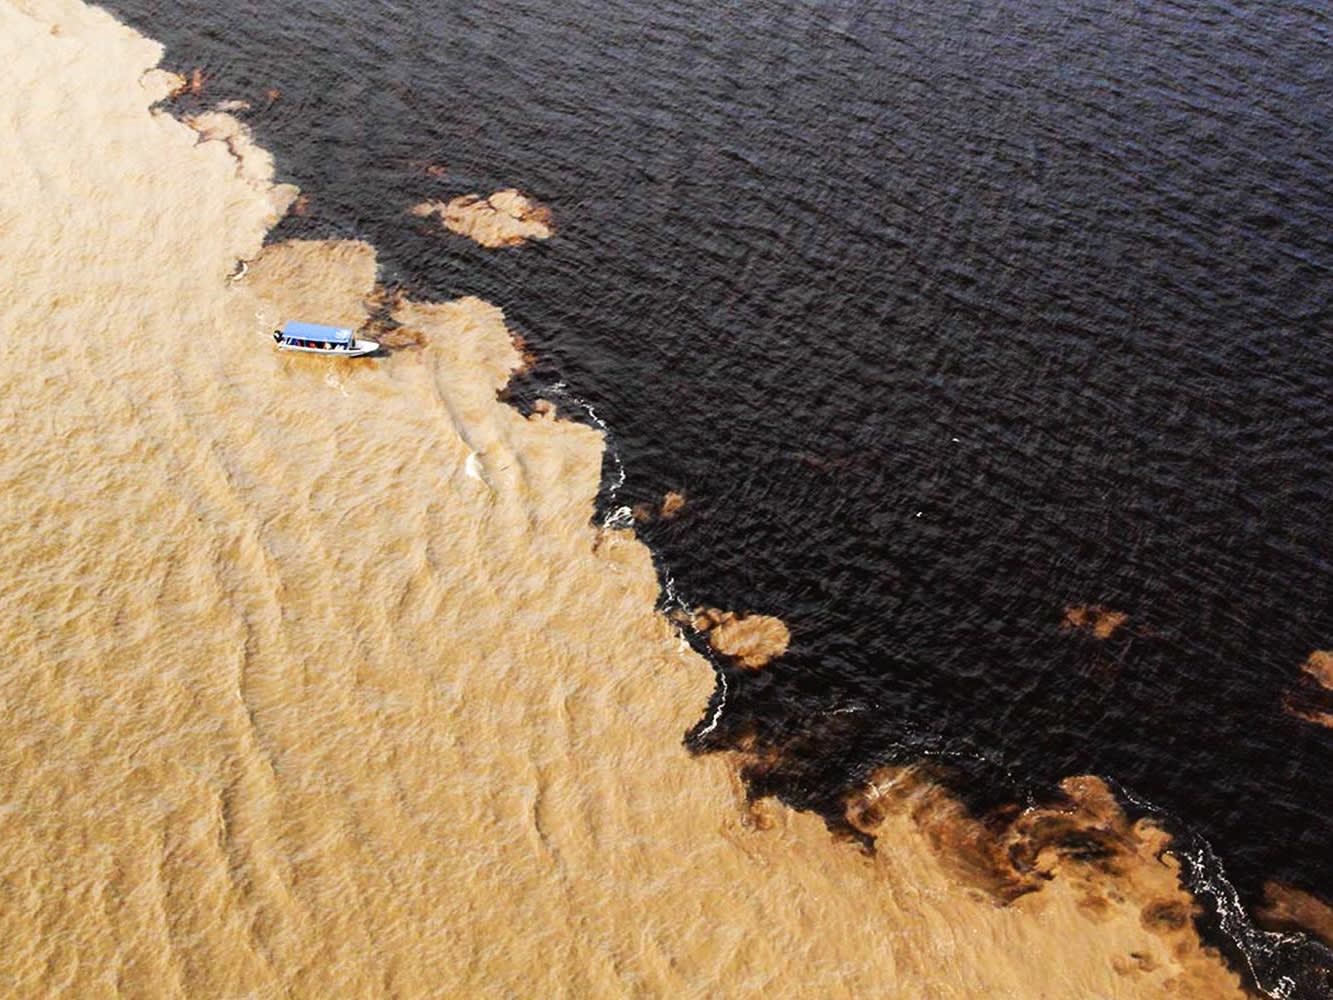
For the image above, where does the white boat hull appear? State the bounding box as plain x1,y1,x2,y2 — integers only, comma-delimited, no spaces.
276,338,380,357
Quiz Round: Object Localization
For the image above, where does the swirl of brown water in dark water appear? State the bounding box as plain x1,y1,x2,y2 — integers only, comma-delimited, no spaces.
100,0,1333,992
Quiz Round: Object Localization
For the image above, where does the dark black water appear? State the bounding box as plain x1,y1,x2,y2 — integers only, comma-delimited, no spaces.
103,0,1333,992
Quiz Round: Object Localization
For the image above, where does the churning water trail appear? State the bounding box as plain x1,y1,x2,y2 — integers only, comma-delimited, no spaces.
1109,780,1327,999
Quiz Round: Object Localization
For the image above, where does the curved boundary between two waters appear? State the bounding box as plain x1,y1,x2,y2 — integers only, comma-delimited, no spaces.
1,0,1328,995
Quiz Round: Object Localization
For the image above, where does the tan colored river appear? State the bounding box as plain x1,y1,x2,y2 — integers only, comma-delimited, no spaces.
0,1,1250,995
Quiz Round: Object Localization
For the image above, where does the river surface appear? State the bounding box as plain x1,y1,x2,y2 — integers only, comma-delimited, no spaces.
99,0,1333,990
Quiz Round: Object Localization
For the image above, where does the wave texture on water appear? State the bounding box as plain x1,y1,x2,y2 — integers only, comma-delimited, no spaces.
0,0,1305,995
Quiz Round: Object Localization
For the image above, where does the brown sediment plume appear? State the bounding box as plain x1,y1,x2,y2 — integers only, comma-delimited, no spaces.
241,238,380,329
185,110,299,220
661,489,687,519
141,66,185,96
168,64,207,97
1286,705,1333,729
633,489,687,523
693,607,791,669
412,188,555,247
1063,603,1131,639
361,283,426,350
408,158,451,178
508,330,539,373
844,767,1246,995
1282,650,1333,729
0,2,1251,996
1256,882,1333,950
368,322,426,350
1301,650,1333,691
848,769,1148,903
1283,685,1333,729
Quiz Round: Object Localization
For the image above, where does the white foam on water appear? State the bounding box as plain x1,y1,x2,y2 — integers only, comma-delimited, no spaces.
603,505,634,529
1110,781,1322,1000
696,669,729,739
1180,839,1297,1000
541,382,627,509
659,564,729,737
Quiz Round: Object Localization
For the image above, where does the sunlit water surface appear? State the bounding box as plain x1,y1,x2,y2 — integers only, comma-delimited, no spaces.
101,0,1333,991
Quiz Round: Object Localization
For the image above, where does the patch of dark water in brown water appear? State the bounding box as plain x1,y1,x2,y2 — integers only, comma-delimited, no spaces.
101,0,1333,992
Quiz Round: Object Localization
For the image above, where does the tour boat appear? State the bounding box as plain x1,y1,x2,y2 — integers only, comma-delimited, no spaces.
274,321,379,356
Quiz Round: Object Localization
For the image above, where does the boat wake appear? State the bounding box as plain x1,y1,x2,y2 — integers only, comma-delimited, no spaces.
1110,781,1333,1000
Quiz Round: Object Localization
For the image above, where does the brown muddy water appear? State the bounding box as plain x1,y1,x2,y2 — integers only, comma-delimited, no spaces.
2,0,1331,996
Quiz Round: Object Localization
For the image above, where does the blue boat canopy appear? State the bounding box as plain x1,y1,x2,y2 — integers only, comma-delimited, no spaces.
280,321,354,345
